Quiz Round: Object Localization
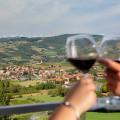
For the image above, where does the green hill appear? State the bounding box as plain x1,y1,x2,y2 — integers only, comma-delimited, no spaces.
0,34,102,66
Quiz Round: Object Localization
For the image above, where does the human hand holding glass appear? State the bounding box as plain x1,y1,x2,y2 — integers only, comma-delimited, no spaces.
99,35,120,96
66,34,97,78
66,34,97,120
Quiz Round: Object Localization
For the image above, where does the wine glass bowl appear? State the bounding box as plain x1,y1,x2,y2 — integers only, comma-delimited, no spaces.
100,35,120,61
66,34,97,73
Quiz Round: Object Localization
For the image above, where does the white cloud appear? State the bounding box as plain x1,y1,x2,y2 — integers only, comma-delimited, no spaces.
0,0,120,36
0,0,26,20
0,0,71,25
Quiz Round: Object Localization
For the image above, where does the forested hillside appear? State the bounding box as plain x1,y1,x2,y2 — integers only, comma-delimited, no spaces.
0,34,102,66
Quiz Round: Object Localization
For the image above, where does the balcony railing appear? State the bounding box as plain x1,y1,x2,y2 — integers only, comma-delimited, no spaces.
0,97,120,117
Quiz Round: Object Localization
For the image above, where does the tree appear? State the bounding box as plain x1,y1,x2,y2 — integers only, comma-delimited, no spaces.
0,79,12,120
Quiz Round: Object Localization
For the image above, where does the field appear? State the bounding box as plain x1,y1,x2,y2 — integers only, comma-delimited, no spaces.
13,112,120,120
11,94,63,105
86,112,120,120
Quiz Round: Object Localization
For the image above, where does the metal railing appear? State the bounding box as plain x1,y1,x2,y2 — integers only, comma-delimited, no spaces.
0,96,120,116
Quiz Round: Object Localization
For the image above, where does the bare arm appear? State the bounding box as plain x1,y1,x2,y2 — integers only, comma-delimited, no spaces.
49,77,96,120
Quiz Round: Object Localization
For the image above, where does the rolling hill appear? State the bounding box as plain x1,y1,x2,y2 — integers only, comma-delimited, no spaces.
0,34,102,67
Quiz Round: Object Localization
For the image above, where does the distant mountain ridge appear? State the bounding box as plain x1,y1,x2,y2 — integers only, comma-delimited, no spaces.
0,34,103,67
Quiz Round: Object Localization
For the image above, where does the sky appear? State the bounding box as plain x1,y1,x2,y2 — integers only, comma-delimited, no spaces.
0,0,120,37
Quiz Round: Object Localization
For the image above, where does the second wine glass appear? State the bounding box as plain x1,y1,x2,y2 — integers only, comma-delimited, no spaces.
100,35,120,62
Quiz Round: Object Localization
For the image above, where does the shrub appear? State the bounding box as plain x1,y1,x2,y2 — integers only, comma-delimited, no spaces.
58,86,68,97
66,69,77,74
48,89,59,97
100,84,109,93
36,82,56,90
48,86,68,97
18,95,23,98
10,85,21,93
96,91,103,97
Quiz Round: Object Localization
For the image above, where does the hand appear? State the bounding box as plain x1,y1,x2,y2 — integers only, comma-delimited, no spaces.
99,58,120,96
65,76,96,115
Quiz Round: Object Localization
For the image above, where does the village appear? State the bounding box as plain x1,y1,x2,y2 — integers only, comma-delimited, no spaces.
0,62,105,87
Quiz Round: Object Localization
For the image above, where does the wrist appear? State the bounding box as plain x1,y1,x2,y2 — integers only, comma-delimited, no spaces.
65,97,84,115
62,100,82,119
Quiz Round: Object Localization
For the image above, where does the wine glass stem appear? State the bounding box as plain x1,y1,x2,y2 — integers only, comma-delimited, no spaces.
83,73,89,80
80,73,89,120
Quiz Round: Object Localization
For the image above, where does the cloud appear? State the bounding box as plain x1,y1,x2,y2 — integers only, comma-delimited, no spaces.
0,0,70,23
0,0,120,36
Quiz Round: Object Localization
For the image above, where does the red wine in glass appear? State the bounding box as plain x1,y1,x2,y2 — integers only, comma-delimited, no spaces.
68,58,96,73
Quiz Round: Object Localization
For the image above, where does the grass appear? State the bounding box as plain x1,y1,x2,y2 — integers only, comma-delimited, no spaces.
12,112,49,120
11,94,63,105
12,111,120,120
8,86,120,120
12,80,41,87
44,51,57,56
86,112,120,120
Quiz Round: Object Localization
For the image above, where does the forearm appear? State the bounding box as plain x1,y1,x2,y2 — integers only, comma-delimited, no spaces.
49,78,96,120
49,105,78,120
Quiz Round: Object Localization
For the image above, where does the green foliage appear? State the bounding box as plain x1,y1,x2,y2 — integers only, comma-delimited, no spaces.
86,112,120,120
66,69,77,74
36,82,56,90
98,79,106,83
0,80,11,105
96,91,103,97
0,34,102,66
100,84,109,93
57,86,68,97
10,84,21,93
48,86,68,97
4,84,36,95
48,89,59,97
0,79,12,120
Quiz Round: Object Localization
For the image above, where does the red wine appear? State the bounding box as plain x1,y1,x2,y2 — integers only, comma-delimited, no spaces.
68,58,96,73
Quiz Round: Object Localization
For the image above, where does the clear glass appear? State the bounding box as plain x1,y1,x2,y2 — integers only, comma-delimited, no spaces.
66,34,97,120
100,35,120,60
66,34,97,73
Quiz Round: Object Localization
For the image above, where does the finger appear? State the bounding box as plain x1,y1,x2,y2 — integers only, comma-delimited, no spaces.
106,69,120,81
106,68,117,74
105,70,116,81
99,58,120,72
105,74,115,83
107,81,120,96
106,74,120,88
107,82,115,92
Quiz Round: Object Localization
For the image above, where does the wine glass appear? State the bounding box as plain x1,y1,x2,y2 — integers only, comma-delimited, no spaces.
100,35,120,96
66,34,97,76
66,34,98,120
100,35,120,61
